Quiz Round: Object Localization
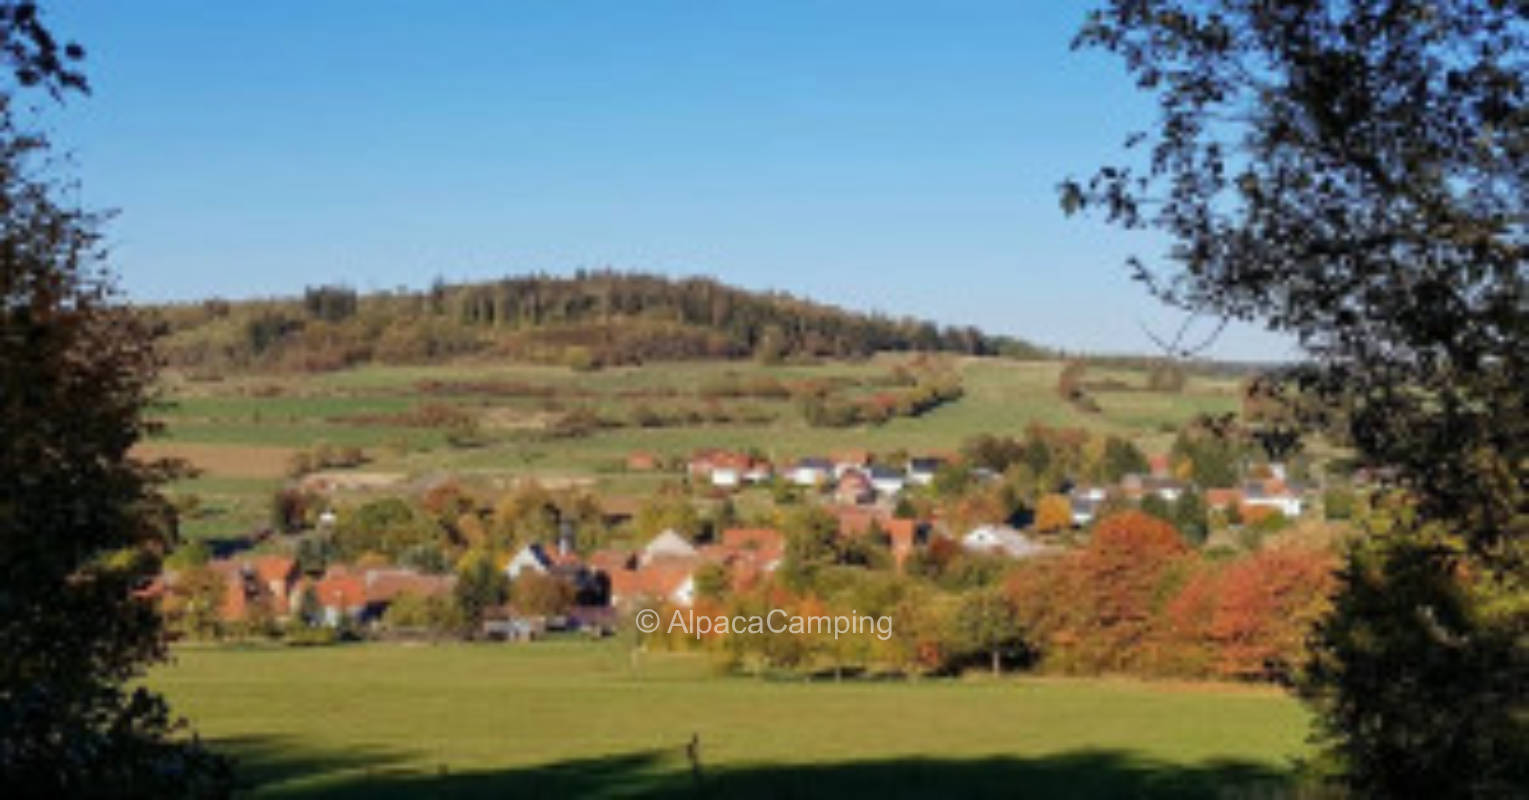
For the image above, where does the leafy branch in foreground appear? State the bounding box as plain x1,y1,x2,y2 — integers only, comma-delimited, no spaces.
0,95,229,794
1065,1,1527,795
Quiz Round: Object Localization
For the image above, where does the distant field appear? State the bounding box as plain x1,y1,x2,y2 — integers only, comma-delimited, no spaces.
150,356,1240,540
133,442,298,480
152,642,1309,798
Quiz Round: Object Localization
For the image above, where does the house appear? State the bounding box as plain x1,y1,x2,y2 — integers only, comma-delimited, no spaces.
1122,474,1186,502
835,469,875,505
1142,476,1187,502
253,555,299,601
906,456,945,486
647,565,696,607
788,457,834,486
315,568,366,626
505,542,554,580
203,557,285,622
1069,485,1108,526
962,525,1049,559
720,527,785,569
1205,488,1244,510
883,518,919,568
831,449,871,478
868,464,907,496
743,461,773,484
1241,480,1305,517
687,449,724,478
641,529,699,565
607,563,696,608
587,548,636,575
362,568,455,619
689,449,771,488
711,466,743,488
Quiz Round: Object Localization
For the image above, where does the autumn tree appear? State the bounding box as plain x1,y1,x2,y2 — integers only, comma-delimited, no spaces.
510,571,575,617
1066,1,1528,793
1033,493,1073,534
168,567,227,642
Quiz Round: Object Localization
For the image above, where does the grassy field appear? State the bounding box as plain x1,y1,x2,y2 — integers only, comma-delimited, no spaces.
152,641,1310,799
149,356,1240,541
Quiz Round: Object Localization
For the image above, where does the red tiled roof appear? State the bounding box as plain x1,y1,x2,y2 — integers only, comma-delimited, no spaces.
643,564,693,599
609,563,693,603
690,449,759,472
606,568,643,599
547,549,583,568
317,571,366,610
832,506,882,537
884,518,916,549
1206,488,1243,507
363,569,454,604
719,527,784,565
722,527,783,551
838,469,872,489
588,549,635,574
254,555,297,585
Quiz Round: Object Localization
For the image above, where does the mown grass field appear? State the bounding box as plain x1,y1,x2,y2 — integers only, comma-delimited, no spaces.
149,356,1241,541
153,641,1310,799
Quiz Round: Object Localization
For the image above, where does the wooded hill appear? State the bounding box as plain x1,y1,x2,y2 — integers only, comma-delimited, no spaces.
148,271,1051,372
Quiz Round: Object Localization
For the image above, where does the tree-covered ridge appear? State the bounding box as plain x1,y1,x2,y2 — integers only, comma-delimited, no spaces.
150,270,1050,372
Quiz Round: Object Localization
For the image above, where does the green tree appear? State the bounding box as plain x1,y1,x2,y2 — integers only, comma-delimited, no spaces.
1172,488,1209,547
778,506,841,592
1323,487,1356,521
163,538,212,571
0,58,229,791
454,552,509,637
1101,436,1148,483
951,588,1023,676
1066,2,1529,793
693,562,730,603
1139,493,1172,523
295,584,323,628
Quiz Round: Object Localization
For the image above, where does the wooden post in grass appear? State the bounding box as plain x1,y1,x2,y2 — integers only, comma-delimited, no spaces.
685,732,701,787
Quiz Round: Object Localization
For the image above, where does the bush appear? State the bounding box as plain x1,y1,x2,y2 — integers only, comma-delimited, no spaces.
1323,487,1356,520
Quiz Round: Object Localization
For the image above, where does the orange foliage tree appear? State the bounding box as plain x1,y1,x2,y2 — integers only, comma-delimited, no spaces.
1033,493,1072,533
1205,548,1336,680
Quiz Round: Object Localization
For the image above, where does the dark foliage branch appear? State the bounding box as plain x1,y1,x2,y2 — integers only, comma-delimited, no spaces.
1062,0,1527,559
1063,2,1527,795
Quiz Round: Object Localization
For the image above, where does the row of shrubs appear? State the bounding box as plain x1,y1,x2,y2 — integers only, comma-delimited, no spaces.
799,376,965,427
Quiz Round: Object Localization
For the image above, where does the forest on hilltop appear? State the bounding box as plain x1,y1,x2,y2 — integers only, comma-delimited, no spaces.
149,270,1050,373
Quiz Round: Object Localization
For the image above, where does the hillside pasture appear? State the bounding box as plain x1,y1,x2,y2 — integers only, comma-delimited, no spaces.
150,356,1241,541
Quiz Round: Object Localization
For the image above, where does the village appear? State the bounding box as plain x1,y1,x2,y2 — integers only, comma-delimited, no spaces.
149,426,1326,660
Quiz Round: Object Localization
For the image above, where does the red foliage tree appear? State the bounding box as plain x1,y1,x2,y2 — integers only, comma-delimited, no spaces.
1207,548,1336,681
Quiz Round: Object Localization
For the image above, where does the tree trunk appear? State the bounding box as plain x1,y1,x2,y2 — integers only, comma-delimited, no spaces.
991,648,1000,677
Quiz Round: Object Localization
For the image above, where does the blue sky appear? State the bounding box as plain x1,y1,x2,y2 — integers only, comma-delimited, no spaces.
41,1,1293,360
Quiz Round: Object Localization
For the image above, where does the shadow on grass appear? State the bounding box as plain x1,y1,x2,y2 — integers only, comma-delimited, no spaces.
218,736,1292,799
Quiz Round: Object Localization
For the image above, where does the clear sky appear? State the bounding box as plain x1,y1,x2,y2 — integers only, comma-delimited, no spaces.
40,1,1294,361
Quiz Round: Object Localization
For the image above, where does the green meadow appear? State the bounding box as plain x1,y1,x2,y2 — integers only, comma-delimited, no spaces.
153,641,1310,799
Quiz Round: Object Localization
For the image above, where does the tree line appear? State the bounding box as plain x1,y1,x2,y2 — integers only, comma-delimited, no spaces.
152,271,1051,372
